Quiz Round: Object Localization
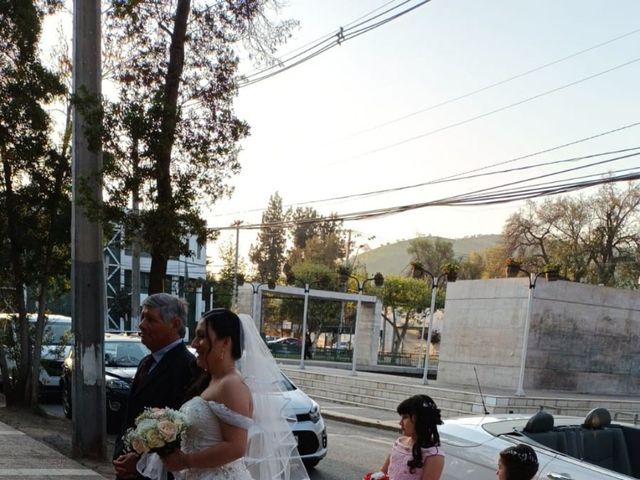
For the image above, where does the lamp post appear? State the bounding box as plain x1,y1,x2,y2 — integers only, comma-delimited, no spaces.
250,280,275,335
299,283,311,370
339,270,384,376
411,263,456,385
512,267,558,396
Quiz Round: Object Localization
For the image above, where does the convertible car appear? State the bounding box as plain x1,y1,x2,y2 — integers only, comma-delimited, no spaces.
440,407,639,479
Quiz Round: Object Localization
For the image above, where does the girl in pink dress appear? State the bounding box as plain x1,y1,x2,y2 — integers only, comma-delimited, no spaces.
379,395,445,480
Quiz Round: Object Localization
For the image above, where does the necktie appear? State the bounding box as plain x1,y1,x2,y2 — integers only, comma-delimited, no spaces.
134,355,155,388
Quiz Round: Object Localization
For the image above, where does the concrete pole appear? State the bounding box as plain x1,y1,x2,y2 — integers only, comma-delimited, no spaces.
515,277,535,396
130,193,140,331
71,0,106,459
421,281,438,384
351,285,363,376
299,283,310,370
232,221,241,310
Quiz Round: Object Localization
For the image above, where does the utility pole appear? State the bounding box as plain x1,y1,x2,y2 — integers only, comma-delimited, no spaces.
232,220,242,310
71,0,106,459
131,189,141,331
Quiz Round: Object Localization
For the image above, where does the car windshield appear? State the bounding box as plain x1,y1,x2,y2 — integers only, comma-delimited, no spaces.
43,323,72,345
105,341,149,367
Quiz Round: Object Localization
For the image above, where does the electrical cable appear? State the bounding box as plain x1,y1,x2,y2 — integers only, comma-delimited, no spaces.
344,26,640,139
209,121,640,218
346,56,640,161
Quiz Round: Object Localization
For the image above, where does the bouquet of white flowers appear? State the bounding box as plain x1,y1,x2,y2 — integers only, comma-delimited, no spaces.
124,407,189,457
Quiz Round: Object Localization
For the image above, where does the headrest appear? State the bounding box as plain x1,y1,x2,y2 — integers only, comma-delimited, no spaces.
524,409,554,433
583,408,611,429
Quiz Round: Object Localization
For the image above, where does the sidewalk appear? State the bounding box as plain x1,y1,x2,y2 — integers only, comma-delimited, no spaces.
0,419,107,479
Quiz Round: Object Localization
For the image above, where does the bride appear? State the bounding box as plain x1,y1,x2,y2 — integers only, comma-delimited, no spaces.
138,308,309,480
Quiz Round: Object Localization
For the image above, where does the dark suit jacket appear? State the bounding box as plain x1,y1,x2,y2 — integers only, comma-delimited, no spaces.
113,341,200,479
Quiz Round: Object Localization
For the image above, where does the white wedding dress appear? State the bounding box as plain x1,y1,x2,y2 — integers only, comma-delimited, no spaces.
178,396,254,480
137,396,254,480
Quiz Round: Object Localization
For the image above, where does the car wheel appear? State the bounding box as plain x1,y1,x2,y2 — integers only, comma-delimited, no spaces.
303,459,320,469
61,379,72,419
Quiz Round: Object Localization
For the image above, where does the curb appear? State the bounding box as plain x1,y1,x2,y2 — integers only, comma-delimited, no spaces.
322,409,399,433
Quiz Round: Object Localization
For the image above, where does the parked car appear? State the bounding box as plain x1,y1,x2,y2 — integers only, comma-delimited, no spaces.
279,372,328,468
60,332,150,433
0,313,72,396
440,407,639,479
267,337,302,354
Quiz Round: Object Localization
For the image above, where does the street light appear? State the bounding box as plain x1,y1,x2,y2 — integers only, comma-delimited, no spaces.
339,270,384,376
510,266,559,396
250,280,276,334
299,283,311,370
411,263,456,385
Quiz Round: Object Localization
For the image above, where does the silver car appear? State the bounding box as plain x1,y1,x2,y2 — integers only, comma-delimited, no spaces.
440,407,639,479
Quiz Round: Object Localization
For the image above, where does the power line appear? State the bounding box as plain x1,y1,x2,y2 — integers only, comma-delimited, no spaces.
343,56,640,162
208,155,640,231
239,0,432,88
343,26,640,139
209,120,640,218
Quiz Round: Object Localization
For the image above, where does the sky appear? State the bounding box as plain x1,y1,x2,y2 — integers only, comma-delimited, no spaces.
43,1,640,269
207,0,640,265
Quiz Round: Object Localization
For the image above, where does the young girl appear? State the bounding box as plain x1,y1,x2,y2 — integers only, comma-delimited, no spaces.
378,395,445,480
496,444,539,480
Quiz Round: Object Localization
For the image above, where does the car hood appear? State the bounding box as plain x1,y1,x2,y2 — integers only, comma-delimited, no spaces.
41,345,71,361
282,388,315,415
106,366,137,381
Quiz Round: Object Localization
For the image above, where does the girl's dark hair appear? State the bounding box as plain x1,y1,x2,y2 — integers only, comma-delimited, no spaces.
397,394,443,473
184,308,243,399
499,444,539,480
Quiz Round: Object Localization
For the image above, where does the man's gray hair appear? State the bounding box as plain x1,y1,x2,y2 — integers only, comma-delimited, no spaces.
142,293,187,337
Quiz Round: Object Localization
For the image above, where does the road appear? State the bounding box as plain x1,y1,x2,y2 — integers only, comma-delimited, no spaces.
310,419,396,479
41,402,397,479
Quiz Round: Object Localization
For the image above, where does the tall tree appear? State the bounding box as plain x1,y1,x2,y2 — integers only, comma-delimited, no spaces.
249,192,286,282
100,0,296,293
502,182,640,286
0,0,69,406
406,236,455,275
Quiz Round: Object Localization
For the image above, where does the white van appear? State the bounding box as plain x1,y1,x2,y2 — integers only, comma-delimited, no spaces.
0,313,72,395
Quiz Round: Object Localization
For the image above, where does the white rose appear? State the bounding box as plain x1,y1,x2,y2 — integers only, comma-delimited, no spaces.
157,420,178,442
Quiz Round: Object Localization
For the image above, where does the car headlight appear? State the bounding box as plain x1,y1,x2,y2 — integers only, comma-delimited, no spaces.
309,402,321,423
106,377,130,390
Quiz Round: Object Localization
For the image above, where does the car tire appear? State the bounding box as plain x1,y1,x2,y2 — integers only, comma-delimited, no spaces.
61,379,72,419
302,459,320,469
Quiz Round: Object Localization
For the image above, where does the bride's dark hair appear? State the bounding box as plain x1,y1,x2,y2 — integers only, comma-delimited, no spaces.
184,308,244,399
201,308,243,359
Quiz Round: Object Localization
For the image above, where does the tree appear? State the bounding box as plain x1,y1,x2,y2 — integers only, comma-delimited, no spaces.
100,0,296,293
249,192,286,282
374,276,429,357
502,182,640,286
0,0,69,407
407,236,455,275
285,207,346,271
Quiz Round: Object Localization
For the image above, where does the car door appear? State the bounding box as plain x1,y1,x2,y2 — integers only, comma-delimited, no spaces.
539,455,631,480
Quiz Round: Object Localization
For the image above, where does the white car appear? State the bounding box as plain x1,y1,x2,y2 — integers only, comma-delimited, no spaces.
440,407,639,479
0,313,72,396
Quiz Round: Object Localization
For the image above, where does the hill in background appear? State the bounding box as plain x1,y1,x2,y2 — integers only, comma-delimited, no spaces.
356,234,502,276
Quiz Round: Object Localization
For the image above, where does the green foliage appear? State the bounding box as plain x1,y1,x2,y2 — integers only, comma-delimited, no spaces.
99,1,296,292
407,237,455,275
0,0,69,406
249,192,286,282
502,183,640,287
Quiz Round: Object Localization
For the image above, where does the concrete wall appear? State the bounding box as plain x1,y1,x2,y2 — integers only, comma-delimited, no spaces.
438,279,640,395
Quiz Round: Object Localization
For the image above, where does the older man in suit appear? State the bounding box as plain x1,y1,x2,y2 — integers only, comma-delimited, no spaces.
113,293,200,480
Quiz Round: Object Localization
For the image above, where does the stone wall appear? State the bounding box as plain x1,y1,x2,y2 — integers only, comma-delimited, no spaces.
438,279,640,395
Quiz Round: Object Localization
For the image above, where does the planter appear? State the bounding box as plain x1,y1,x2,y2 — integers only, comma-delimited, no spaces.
445,271,458,282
